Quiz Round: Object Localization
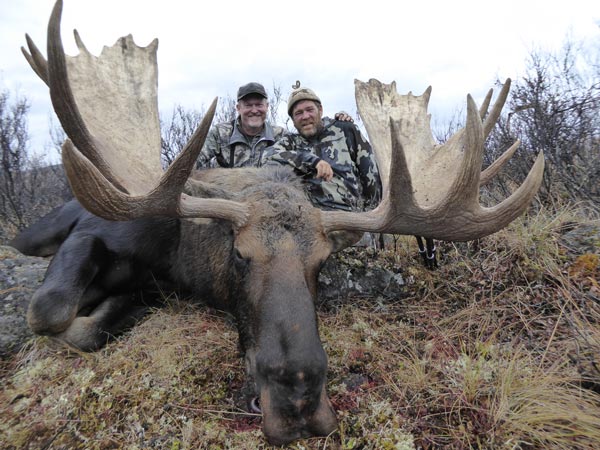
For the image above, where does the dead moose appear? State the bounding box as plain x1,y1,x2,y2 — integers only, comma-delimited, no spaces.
12,0,545,445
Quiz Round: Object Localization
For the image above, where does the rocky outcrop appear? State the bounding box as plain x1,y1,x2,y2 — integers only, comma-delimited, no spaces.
0,246,48,357
319,248,404,304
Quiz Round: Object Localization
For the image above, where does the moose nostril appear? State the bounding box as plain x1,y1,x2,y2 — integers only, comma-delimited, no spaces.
250,396,262,414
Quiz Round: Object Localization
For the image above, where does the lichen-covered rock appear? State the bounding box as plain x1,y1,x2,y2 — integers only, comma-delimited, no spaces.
560,223,600,256
319,247,405,305
0,246,49,357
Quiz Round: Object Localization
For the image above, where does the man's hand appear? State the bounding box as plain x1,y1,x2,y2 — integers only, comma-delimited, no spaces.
334,111,354,123
315,160,333,181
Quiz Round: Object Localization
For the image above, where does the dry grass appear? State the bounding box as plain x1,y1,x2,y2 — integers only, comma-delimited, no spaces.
1,203,599,449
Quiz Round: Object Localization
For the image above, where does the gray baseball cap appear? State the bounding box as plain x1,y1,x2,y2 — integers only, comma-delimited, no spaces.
237,82,268,101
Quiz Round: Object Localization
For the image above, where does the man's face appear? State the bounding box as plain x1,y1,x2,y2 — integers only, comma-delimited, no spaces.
237,95,268,131
292,100,323,138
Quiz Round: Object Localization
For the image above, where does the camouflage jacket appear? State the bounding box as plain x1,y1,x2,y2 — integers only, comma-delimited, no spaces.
196,118,285,168
262,118,382,211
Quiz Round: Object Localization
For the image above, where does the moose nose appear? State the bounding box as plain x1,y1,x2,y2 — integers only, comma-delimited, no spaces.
250,396,262,414
260,383,338,446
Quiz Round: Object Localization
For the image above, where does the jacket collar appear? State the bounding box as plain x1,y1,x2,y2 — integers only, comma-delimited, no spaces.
229,117,276,145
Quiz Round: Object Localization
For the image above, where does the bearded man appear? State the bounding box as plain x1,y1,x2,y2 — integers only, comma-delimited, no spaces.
263,85,381,211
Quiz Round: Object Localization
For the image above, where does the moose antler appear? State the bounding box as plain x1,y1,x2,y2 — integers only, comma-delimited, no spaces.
23,0,249,225
321,79,545,241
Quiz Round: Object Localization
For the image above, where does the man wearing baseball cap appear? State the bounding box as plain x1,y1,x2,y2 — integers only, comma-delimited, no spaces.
197,82,285,168
263,84,381,212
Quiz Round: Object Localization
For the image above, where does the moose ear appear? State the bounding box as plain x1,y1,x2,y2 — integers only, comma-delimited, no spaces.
327,230,364,253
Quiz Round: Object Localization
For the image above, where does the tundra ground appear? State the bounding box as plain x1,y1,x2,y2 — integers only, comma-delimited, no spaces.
1,204,599,449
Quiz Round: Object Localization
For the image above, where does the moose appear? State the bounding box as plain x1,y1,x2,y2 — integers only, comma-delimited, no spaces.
11,0,544,445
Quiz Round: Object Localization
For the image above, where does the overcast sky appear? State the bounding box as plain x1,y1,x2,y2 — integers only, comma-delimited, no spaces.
1,0,599,163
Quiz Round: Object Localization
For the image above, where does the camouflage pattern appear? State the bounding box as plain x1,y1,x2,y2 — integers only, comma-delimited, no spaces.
262,118,381,211
196,118,285,168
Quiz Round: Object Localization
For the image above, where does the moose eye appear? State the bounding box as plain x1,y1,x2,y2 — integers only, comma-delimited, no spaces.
234,248,244,261
234,248,250,271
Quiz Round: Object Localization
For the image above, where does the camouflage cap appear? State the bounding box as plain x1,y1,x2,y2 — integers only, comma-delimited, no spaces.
237,82,268,101
287,87,321,116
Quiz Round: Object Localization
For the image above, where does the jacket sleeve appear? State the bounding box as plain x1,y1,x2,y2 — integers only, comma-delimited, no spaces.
196,126,220,169
262,136,322,174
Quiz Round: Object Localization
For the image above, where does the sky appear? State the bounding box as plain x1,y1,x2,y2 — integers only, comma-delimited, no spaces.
1,0,599,163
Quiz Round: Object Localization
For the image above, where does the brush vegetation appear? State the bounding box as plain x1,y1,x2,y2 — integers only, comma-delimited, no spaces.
1,202,598,449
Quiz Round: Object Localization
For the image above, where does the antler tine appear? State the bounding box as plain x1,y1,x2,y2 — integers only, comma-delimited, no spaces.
148,98,233,208
480,139,520,186
482,79,511,138
477,80,518,184
476,80,517,185
479,88,493,119
73,29,89,53
21,34,49,84
443,95,485,209
321,79,545,241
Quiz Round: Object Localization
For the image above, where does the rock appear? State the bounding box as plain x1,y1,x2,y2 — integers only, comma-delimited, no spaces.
560,223,600,256
0,246,49,357
319,247,404,304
